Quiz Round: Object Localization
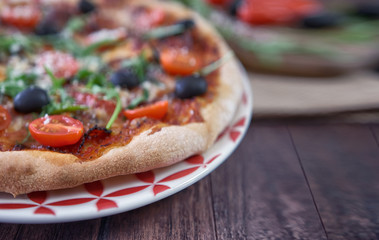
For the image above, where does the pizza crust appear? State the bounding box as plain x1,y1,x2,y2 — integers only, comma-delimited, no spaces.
0,0,243,196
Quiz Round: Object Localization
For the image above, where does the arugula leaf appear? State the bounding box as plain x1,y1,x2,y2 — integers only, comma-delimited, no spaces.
143,24,188,39
43,67,88,115
75,68,110,88
45,36,83,56
127,88,149,109
0,71,37,98
81,39,119,55
44,66,65,93
0,34,42,54
120,52,148,83
172,0,211,17
63,16,86,34
87,85,121,130
106,94,121,130
198,52,234,76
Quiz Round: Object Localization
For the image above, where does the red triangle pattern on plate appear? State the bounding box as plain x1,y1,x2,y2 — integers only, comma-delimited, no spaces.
185,155,204,164
233,117,246,128
206,154,221,165
84,181,104,197
0,203,36,209
27,191,47,205
34,206,55,215
96,198,118,211
47,198,96,206
136,171,155,183
158,167,199,183
153,185,171,196
105,185,150,197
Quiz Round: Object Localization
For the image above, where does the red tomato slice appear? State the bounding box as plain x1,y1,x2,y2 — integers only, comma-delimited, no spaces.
160,48,202,76
136,8,166,29
29,115,84,147
36,51,80,79
124,100,169,120
0,5,41,29
237,0,321,25
0,106,12,131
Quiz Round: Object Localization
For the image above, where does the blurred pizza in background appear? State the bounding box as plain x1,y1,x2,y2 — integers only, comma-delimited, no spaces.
175,0,379,76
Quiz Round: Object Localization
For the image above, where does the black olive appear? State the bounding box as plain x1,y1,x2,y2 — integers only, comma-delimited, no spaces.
300,11,341,29
110,68,140,89
229,0,242,16
175,75,207,99
35,19,59,36
78,0,96,14
175,19,195,30
14,86,50,113
355,3,379,19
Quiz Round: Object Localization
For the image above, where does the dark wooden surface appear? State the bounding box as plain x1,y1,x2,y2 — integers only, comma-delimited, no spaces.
1,122,379,240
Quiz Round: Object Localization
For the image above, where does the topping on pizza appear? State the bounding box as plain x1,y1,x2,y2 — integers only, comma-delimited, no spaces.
0,0,226,160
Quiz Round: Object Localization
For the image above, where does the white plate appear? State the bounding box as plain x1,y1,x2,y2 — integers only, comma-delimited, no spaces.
0,67,253,224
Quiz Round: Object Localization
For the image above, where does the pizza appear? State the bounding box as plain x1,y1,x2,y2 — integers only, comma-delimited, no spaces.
179,0,379,76
0,0,243,196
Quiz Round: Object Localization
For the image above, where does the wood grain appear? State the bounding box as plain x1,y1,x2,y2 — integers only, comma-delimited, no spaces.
289,124,379,240
211,125,327,239
14,219,101,240
0,223,20,240
97,176,216,240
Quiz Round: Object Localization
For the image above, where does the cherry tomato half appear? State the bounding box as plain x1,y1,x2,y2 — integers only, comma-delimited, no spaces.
0,5,41,29
136,8,166,29
237,0,321,25
160,48,202,76
124,100,169,120
29,115,84,147
0,106,12,131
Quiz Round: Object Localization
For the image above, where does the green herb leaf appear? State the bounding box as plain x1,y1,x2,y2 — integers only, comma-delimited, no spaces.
87,85,121,130
44,66,65,93
63,16,86,34
120,52,148,83
0,71,37,98
172,0,211,17
0,34,42,54
198,52,234,76
82,39,119,55
105,95,122,130
143,24,186,39
42,67,88,115
127,88,149,109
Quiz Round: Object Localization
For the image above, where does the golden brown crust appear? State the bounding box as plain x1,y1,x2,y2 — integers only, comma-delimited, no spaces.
0,0,243,196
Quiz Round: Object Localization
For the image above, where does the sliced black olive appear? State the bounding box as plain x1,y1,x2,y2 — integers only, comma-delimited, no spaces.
78,0,96,14
175,19,195,31
355,3,379,19
110,68,139,90
35,19,60,36
14,86,50,113
300,11,341,29
229,0,242,16
175,75,207,99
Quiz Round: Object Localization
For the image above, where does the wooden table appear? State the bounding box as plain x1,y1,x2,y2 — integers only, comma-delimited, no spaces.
1,121,379,239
